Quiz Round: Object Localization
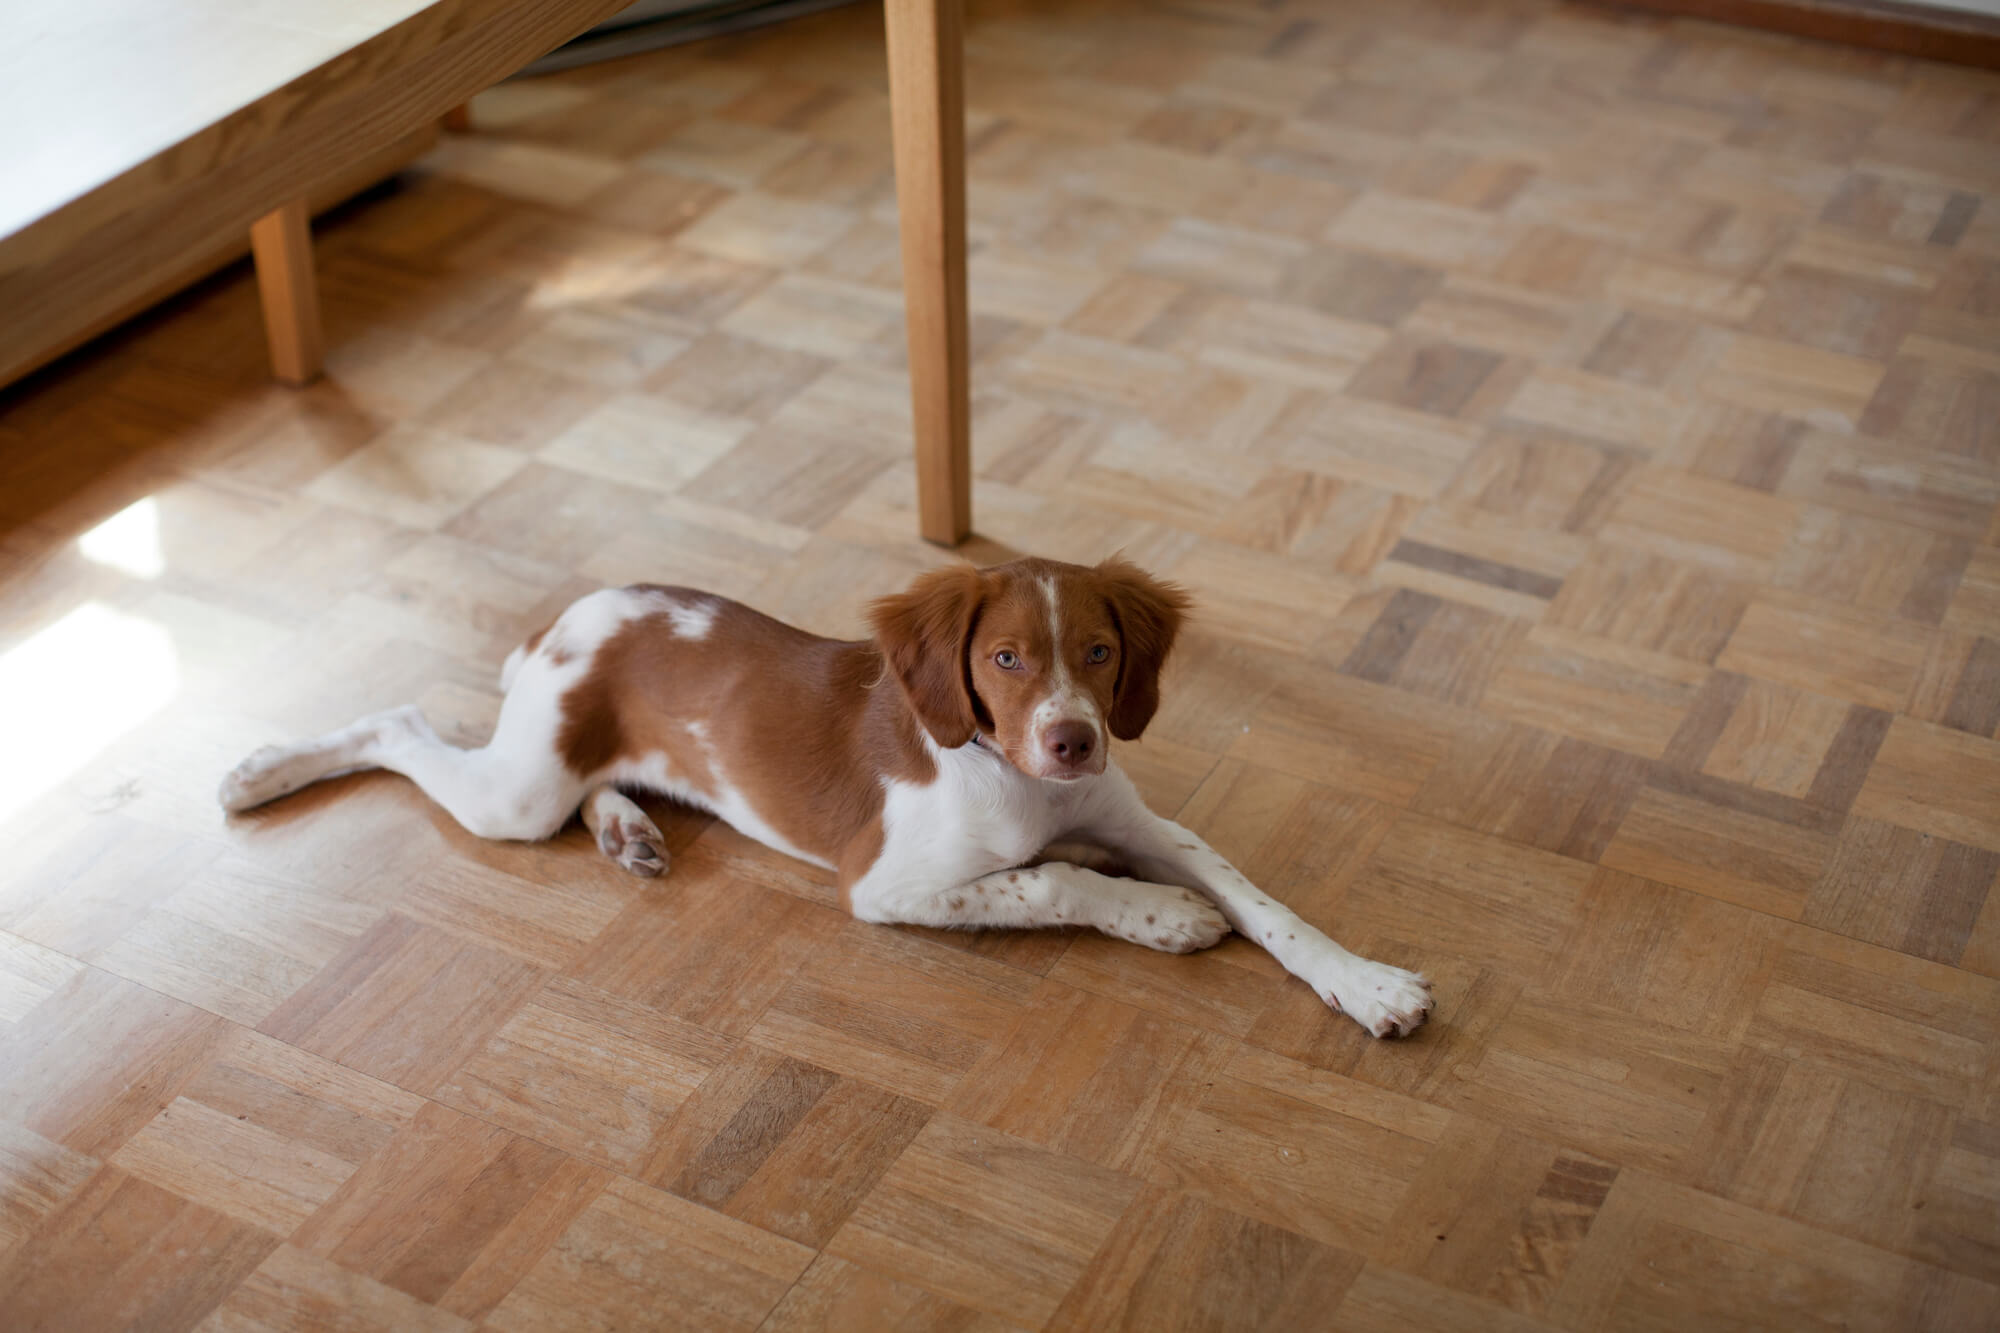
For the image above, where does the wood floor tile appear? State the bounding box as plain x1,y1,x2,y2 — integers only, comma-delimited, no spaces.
948,979,1237,1173
1805,817,1999,965
1778,431,2000,540
1860,356,2000,462
486,1174,815,1332
1601,781,1837,918
1230,670,1461,804
109,1029,419,1235
1946,544,2000,636
1741,936,1995,1114
1438,426,1634,534
1550,1171,1994,1333
0,931,84,1031
749,923,1037,1103
292,1100,571,1305
0,1118,97,1252
1853,715,2000,851
433,977,731,1176
1338,589,1529,705
1694,677,1858,797
0,1168,277,1333
1350,810,1597,975
1142,1066,1435,1253
1330,1263,1565,1332
1374,1114,1617,1316
1775,505,1974,622
568,869,844,1037
1413,721,1652,861
1049,1184,1365,1332
257,913,546,1095
827,1114,1143,1327
1716,596,1932,711
398,855,640,970
90,860,380,1027
1444,995,1735,1176
694,1070,931,1248
0,967,228,1157
1480,626,1710,760
203,1243,474,1333
762,1253,1026,1333
5,0,1998,1321
0,815,225,959
1748,267,1925,361
1598,465,1802,579
1544,542,1751,662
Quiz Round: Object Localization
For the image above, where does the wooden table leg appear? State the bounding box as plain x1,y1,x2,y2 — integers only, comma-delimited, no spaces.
249,198,324,386
884,0,971,547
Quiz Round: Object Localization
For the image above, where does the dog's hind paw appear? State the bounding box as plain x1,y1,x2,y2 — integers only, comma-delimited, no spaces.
595,810,669,878
218,747,297,813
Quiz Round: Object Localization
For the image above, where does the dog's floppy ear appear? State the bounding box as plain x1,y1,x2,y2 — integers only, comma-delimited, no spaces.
869,563,986,747
1097,556,1191,741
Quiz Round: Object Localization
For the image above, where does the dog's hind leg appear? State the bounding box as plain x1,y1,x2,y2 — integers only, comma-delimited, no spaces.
219,705,423,813
581,785,667,876
220,694,587,843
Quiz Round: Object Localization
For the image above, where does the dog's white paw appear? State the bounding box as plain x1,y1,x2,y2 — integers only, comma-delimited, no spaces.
218,746,299,813
596,810,668,878
1323,958,1433,1038
1111,889,1230,954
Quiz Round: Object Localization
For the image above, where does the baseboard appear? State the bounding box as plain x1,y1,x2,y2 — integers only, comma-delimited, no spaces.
1598,0,2000,68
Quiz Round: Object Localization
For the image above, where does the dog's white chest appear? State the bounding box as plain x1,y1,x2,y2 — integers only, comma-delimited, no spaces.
846,743,1086,919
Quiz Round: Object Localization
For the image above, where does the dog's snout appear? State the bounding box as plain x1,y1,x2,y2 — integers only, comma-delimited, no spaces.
1045,720,1096,767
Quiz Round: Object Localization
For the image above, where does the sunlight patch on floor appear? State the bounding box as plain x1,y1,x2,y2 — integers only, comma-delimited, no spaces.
77,497,165,579
0,602,178,822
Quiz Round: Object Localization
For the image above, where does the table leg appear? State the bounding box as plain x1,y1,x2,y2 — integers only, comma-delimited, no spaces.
884,0,971,547
249,199,324,386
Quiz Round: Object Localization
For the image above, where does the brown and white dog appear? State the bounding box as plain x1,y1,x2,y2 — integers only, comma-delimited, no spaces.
219,556,1433,1037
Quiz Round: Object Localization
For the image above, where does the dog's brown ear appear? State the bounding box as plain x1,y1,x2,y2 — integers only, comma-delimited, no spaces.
1097,557,1191,741
869,564,986,747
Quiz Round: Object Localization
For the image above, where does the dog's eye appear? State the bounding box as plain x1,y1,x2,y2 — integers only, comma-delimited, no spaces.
995,650,1021,670
1087,645,1111,664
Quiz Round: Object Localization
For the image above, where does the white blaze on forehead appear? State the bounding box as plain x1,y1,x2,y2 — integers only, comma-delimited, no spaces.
1033,574,1101,731
667,599,717,640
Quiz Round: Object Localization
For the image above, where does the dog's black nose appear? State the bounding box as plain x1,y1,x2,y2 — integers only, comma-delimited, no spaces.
1046,721,1096,766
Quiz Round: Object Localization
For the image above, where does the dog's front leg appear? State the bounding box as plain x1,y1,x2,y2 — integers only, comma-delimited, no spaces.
851,862,1229,953
1079,772,1433,1037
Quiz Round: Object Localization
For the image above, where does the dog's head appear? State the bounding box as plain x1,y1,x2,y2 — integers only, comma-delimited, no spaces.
869,556,1190,781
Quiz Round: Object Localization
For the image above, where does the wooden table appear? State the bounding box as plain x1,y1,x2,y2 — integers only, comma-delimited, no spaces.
0,0,972,545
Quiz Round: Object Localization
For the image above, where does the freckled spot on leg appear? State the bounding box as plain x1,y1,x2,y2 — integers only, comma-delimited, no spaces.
949,897,965,910
1146,914,1156,924
1009,873,1019,883
974,884,984,894
1287,933,1294,940
1156,935,1174,948
1265,931,1273,940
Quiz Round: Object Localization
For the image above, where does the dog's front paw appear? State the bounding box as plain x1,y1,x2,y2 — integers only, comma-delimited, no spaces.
1109,889,1230,954
1323,957,1433,1038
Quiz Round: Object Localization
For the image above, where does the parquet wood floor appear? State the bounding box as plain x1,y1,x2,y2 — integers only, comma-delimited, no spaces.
2,0,1998,1327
